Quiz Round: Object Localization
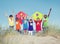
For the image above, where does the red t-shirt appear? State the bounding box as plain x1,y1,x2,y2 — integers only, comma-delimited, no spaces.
34,20,42,32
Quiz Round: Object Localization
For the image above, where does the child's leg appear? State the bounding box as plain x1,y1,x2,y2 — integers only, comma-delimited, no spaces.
45,27,48,35
10,26,14,30
17,30,19,32
9,26,12,31
24,29,27,34
43,27,45,33
43,27,47,33
24,30,26,33
36,29,37,33
11,26,14,29
42,27,47,36
19,30,21,33
28,31,30,35
24,30,26,34
31,31,33,35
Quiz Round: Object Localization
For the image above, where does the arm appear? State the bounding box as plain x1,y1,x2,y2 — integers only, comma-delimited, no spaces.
34,20,37,23
40,19,42,22
39,19,42,23
48,8,52,17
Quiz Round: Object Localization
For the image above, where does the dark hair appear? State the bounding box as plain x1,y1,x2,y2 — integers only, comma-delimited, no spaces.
44,14,47,16
9,15,13,17
30,19,32,21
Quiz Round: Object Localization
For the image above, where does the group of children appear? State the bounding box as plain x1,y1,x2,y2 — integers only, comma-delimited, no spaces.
8,8,52,35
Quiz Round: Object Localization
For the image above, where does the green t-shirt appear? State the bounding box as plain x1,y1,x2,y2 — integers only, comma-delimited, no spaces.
43,17,48,27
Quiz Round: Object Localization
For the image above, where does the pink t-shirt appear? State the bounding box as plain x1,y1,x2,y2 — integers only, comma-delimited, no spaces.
34,20,42,32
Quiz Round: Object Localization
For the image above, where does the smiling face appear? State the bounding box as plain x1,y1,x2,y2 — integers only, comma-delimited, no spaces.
30,19,33,22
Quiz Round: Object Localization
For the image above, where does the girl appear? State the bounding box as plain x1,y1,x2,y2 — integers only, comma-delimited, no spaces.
16,18,21,33
23,17,28,34
34,18,42,33
28,19,33,35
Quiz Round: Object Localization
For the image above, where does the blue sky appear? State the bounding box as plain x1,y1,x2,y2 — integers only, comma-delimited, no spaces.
0,0,60,28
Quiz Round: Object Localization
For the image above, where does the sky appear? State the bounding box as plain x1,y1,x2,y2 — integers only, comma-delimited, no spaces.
0,0,60,28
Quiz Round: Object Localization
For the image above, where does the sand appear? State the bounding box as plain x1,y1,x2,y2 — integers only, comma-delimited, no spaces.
0,31,59,44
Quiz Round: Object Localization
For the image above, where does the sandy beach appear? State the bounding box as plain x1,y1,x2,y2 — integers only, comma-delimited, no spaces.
0,30,60,44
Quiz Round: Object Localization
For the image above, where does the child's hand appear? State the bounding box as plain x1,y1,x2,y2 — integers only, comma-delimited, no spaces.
16,22,18,24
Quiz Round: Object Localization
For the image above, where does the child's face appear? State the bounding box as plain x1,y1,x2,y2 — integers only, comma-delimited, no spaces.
44,15,47,19
10,17,13,19
30,19,32,22
37,18,40,21
24,17,26,20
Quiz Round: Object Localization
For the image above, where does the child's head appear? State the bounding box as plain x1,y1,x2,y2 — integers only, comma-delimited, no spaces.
9,15,13,18
30,19,33,22
9,15,13,20
44,15,47,19
16,18,19,21
24,16,27,20
37,17,40,21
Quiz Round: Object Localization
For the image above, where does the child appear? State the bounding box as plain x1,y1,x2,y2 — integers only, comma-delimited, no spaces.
16,18,21,33
28,19,33,35
34,18,42,33
8,15,14,30
23,17,28,34
43,8,52,34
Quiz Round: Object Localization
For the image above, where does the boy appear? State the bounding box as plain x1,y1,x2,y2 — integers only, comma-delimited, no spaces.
8,15,14,30
43,8,52,34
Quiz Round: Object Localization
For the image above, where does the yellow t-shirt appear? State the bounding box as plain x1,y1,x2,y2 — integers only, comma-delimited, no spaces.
8,18,14,26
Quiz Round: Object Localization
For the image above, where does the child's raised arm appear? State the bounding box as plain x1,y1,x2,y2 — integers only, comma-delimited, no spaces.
48,8,52,17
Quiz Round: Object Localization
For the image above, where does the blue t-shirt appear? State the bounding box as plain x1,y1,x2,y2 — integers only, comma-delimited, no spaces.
23,19,28,30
